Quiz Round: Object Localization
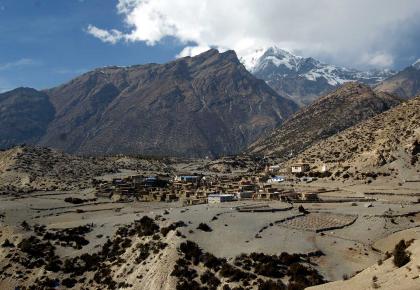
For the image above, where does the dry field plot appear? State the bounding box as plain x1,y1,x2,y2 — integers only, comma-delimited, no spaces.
281,213,357,232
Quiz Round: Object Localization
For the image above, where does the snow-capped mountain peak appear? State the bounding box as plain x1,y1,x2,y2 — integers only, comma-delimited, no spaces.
247,46,395,87
245,46,303,73
245,46,396,106
412,58,420,70
240,48,267,72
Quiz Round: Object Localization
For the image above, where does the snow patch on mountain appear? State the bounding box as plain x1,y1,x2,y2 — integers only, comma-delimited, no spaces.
412,59,420,70
240,48,266,72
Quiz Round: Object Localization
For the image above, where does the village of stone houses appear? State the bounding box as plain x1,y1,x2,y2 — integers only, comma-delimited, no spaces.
0,140,419,290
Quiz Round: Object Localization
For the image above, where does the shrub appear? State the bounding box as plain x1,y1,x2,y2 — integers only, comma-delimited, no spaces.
134,216,159,236
21,220,31,230
42,225,92,249
393,240,410,267
171,258,198,280
219,263,256,281
288,263,308,279
93,266,117,289
1,239,14,247
45,256,62,272
279,252,301,265
197,223,213,232
175,279,202,290
19,236,55,259
136,243,151,263
258,280,286,290
287,282,307,290
200,252,225,271
179,241,202,265
64,197,86,204
160,221,187,237
62,278,77,288
200,270,221,288
298,206,309,214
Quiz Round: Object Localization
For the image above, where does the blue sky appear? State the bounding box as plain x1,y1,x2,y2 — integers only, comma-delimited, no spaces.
1,0,419,92
0,0,182,91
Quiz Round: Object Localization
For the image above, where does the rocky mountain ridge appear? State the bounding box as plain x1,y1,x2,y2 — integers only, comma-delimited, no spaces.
0,88,55,148
285,95,420,180
0,49,298,157
247,82,402,158
375,58,420,99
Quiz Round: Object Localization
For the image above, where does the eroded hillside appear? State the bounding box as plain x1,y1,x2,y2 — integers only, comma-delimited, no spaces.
248,83,401,158
285,96,420,180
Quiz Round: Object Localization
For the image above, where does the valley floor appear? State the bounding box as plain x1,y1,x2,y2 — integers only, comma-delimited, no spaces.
1,175,419,289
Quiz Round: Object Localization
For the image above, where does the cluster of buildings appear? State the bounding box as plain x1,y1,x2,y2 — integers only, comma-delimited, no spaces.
93,170,320,205
266,161,330,183
94,175,175,202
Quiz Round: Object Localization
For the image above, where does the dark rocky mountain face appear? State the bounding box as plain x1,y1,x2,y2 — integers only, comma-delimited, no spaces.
0,88,55,149
247,82,402,158
248,47,395,106
39,49,298,157
375,61,420,99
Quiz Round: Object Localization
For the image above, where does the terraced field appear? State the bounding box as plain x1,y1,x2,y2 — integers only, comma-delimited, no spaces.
280,213,357,232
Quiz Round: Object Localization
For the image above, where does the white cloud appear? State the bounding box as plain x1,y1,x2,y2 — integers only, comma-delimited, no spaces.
53,68,88,75
363,52,394,68
86,25,123,44
87,0,420,68
176,45,212,58
0,58,40,71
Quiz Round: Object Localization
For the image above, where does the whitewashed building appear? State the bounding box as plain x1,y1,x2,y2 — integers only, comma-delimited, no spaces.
291,163,310,173
267,176,286,183
208,194,235,204
267,165,281,172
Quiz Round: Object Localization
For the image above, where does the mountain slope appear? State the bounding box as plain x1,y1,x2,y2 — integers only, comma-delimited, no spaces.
0,88,55,149
0,145,172,193
39,49,298,157
375,59,420,99
247,47,395,106
247,83,402,158
0,146,117,192
308,238,420,290
286,95,420,179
